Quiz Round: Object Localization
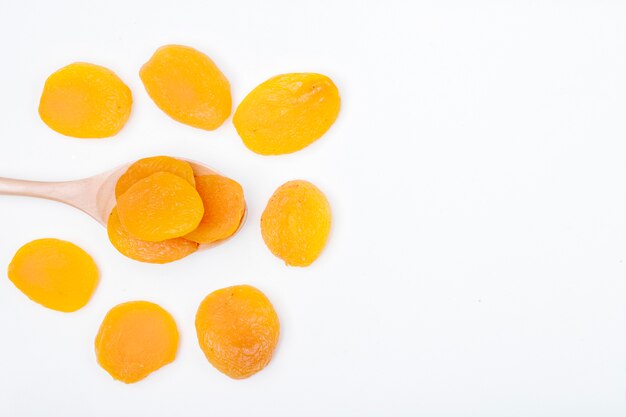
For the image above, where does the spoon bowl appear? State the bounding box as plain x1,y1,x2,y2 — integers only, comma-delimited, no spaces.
0,158,246,249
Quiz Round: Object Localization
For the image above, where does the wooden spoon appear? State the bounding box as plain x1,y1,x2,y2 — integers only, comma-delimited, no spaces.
0,159,246,247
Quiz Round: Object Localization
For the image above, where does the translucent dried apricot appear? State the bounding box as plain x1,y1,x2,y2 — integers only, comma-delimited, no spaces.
107,208,198,263
116,172,204,242
38,62,132,138
95,301,179,384
8,238,98,312
233,73,340,155
195,285,280,379
261,180,331,266
140,45,231,130
185,175,245,244
115,156,195,198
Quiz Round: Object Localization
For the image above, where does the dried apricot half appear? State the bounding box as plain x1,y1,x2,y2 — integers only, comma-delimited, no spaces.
261,180,331,266
116,172,204,242
107,208,198,263
95,301,179,384
39,62,132,138
7,238,98,312
140,44,231,130
233,73,340,155
115,156,195,198
185,175,245,244
195,285,280,379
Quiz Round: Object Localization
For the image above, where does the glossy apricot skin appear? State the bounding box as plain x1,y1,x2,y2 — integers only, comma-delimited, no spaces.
115,156,195,198
107,208,198,263
38,62,132,138
195,285,280,379
7,238,99,312
95,301,179,384
233,73,340,155
116,172,204,242
185,175,245,244
140,44,231,130
261,180,331,266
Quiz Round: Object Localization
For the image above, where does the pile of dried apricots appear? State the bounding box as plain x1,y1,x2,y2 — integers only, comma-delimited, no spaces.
7,44,339,382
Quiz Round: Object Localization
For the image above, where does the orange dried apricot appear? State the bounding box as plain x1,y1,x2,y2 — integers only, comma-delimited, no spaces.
7,238,98,312
95,301,179,384
116,172,204,242
261,180,331,266
107,208,198,263
233,73,340,155
185,175,245,244
140,45,231,130
115,156,195,198
38,62,132,138
195,285,280,379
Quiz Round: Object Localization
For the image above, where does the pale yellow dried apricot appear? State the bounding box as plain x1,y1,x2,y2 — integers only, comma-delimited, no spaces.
233,73,340,155
261,180,331,266
140,45,231,130
38,62,132,138
195,285,280,379
95,301,179,384
116,172,204,242
8,238,98,312
107,208,198,263
115,156,195,198
185,175,245,244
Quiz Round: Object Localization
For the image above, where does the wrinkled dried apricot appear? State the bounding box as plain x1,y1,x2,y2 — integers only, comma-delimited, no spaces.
140,45,231,130
8,238,98,312
185,175,245,244
195,285,279,379
38,62,132,138
107,208,198,263
95,301,179,384
116,172,204,242
261,180,331,266
115,156,195,198
233,73,340,155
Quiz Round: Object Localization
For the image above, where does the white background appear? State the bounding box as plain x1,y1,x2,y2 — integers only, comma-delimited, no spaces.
0,0,625,415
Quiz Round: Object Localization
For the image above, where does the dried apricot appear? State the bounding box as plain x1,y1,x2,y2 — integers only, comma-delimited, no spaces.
140,45,231,130
233,73,340,155
115,156,195,198
195,285,279,379
261,180,331,266
116,172,204,242
185,175,245,244
95,301,179,384
7,238,98,312
107,208,198,263
38,62,132,138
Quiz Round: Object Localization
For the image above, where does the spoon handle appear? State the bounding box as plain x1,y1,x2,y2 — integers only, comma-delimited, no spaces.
0,176,96,214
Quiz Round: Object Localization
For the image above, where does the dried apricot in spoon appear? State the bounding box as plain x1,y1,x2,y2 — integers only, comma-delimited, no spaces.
107,208,198,263
185,174,245,244
261,180,331,266
116,172,204,242
233,73,340,155
0,158,226,228
140,44,231,130
38,62,132,138
7,238,98,312
115,156,195,198
95,301,179,384
195,285,280,379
